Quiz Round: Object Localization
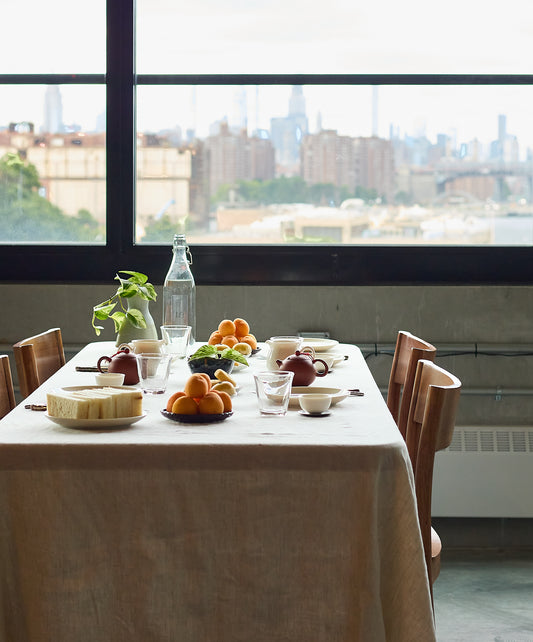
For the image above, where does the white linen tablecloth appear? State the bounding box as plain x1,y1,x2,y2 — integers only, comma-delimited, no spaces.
0,341,436,642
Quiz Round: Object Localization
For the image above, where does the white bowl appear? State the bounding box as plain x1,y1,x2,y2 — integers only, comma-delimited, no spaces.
299,393,332,414
95,372,125,386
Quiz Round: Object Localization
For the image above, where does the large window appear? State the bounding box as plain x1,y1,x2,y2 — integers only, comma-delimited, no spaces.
1,0,532,284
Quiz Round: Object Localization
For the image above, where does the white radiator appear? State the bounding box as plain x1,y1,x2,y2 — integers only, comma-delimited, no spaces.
432,426,533,518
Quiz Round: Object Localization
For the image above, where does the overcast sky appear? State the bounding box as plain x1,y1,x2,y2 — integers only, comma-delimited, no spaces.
1,0,533,153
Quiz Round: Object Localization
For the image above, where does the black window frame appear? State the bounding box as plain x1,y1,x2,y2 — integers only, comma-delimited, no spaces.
1,0,533,285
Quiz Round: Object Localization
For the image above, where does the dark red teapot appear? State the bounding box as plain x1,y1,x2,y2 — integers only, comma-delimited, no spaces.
97,345,139,385
276,350,329,386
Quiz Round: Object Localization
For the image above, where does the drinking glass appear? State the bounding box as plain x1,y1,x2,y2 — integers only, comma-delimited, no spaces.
135,353,172,394
160,325,192,361
254,370,294,415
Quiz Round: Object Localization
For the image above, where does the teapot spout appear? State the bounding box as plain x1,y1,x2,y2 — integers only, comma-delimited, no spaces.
275,359,283,368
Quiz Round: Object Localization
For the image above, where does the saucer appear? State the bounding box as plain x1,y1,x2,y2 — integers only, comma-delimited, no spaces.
298,410,331,417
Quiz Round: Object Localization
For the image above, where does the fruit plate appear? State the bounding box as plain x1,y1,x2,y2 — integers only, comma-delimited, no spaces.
44,414,146,430
161,410,233,424
289,387,349,408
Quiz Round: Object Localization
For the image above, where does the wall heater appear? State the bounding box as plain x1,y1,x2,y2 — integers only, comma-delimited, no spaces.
432,425,533,518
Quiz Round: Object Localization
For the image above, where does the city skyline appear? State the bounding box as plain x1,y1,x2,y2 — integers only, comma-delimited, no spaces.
2,84,533,161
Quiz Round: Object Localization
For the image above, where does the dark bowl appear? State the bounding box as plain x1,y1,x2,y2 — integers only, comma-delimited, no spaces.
187,356,234,379
161,409,233,424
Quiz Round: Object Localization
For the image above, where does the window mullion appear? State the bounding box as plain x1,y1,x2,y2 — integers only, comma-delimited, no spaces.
106,0,135,255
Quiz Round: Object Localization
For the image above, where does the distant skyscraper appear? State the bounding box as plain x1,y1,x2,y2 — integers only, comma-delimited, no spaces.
498,114,506,146
289,85,306,118
372,86,378,137
230,87,248,133
270,85,309,173
43,85,64,134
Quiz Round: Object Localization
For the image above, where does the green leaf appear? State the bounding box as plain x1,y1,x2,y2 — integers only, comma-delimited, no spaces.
221,348,249,366
126,308,147,329
117,270,148,285
139,283,157,301
93,302,116,320
110,311,126,333
91,269,156,335
116,282,137,298
189,344,218,360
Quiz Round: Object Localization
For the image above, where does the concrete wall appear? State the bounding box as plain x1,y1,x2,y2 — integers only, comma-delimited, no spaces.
1,284,532,425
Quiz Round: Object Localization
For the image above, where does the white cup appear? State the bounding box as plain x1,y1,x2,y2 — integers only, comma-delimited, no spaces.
95,371,125,387
299,394,332,414
130,339,164,355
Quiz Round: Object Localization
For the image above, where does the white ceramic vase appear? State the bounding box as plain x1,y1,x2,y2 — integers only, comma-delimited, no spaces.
115,295,158,346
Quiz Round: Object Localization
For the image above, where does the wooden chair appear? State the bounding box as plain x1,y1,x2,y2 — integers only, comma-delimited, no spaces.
387,331,437,439
0,355,16,419
405,359,461,604
13,328,66,399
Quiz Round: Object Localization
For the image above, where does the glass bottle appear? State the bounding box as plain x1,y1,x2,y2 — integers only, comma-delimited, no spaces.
162,234,196,343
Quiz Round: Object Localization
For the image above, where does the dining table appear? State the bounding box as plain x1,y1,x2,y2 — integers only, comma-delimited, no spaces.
0,340,436,642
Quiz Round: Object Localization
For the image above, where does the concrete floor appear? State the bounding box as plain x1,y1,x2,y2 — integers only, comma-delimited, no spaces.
434,549,533,642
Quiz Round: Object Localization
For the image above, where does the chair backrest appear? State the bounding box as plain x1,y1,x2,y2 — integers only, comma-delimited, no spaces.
13,328,66,398
0,355,16,419
387,331,437,438
405,359,461,588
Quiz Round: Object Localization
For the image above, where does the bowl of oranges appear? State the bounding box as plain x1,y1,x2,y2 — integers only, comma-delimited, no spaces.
208,318,258,356
161,372,233,424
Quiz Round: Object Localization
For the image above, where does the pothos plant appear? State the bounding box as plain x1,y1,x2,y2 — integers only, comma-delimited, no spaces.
92,271,157,336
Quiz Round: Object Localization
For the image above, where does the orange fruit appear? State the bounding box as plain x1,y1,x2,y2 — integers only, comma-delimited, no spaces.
208,331,223,345
166,390,185,412
218,319,236,337
233,318,250,338
172,395,199,414
184,373,209,399
213,390,232,412
221,334,238,348
198,392,224,414
240,333,257,350
197,372,211,391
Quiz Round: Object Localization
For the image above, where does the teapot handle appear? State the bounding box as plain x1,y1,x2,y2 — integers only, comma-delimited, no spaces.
313,358,329,377
300,345,315,357
97,355,112,373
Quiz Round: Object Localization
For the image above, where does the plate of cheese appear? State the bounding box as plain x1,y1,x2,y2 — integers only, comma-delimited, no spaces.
45,386,145,429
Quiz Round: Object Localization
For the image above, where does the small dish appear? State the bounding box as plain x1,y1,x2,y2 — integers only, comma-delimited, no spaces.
161,409,233,424
298,410,331,417
95,372,125,386
44,414,146,430
289,387,348,407
299,392,332,414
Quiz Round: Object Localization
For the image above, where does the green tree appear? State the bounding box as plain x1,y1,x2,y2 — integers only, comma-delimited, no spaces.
0,153,102,242
141,214,185,242
354,185,379,203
